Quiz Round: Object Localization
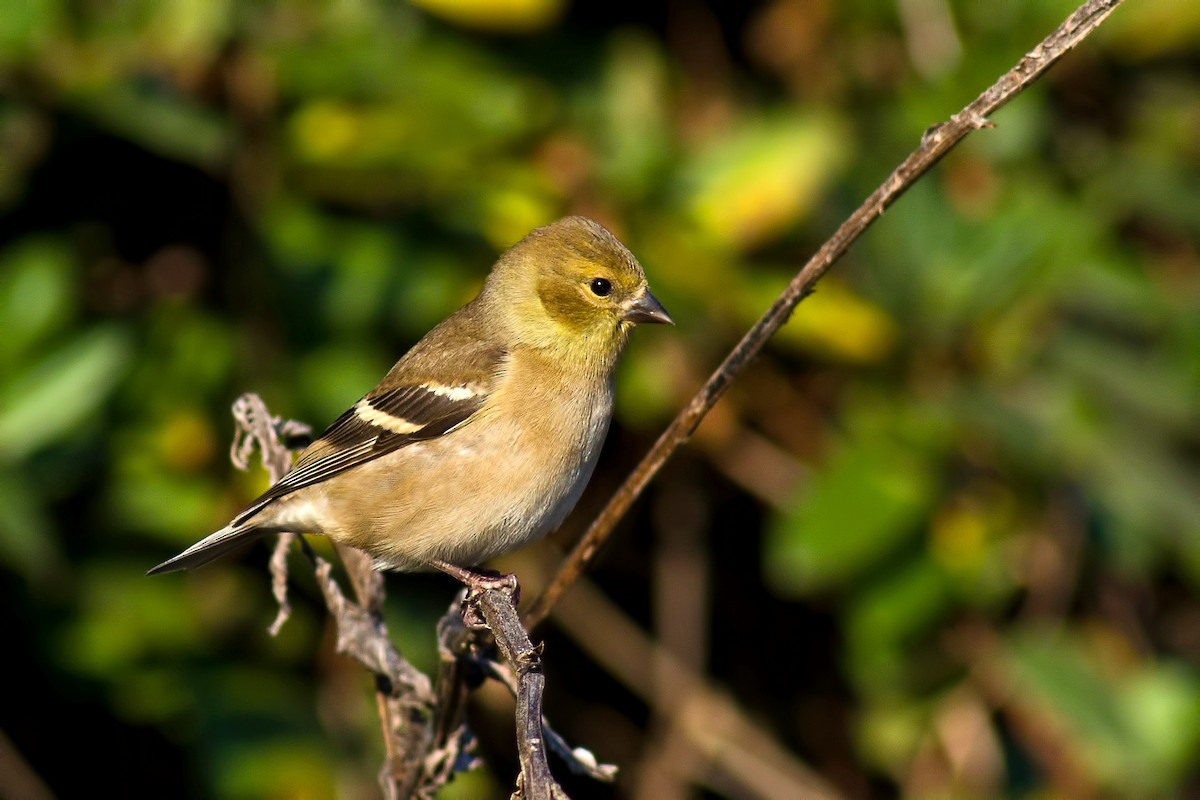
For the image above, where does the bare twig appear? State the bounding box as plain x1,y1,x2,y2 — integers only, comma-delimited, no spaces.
309,554,448,799
229,393,311,479
0,729,53,800
523,0,1128,629
310,558,433,701
265,534,297,636
227,394,451,799
470,590,568,800
229,393,310,634
483,653,618,782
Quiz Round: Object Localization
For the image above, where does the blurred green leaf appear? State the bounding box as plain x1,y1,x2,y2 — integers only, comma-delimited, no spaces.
437,771,504,800
844,556,954,689
0,326,131,463
74,83,230,168
410,0,565,33
1100,0,1200,59
855,696,929,776
614,337,682,428
765,435,937,594
0,469,60,577
57,561,205,677
0,237,74,361
738,275,898,363
1120,663,1200,783
296,344,392,423
1003,628,1200,792
0,0,60,59
110,463,227,540
1006,629,1129,749
323,224,401,332
218,740,336,800
596,31,671,198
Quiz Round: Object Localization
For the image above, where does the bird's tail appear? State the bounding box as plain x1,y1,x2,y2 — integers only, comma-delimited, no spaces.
146,523,269,575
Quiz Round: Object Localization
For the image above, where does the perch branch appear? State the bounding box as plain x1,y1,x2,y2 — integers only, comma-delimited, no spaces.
482,657,617,782
523,0,1128,629
469,590,567,800
228,394,449,798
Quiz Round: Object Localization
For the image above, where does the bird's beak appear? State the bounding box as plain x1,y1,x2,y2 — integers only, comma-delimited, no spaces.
621,289,674,325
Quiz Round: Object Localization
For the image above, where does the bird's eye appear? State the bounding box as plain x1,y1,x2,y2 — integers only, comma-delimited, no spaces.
589,278,612,297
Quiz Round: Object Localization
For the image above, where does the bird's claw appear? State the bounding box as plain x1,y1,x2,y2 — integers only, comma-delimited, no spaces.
431,560,520,628
460,572,520,629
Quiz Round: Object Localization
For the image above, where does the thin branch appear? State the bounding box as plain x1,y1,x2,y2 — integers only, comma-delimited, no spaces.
229,393,312,480
483,658,618,783
522,0,1128,629
228,394,445,797
229,394,310,635
307,552,448,799
0,729,53,800
470,590,567,800
431,602,476,762
265,533,297,636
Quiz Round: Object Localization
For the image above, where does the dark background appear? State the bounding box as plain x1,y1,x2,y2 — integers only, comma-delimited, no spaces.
2,0,1198,797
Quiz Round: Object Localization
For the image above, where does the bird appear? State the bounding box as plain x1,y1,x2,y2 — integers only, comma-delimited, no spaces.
147,216,672,593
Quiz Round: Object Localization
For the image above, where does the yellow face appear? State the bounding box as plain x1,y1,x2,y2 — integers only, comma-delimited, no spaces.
486,216,672,362
528,217,672,337
537,253,646,332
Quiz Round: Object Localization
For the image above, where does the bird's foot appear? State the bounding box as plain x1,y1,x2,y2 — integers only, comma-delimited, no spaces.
432,560,520,628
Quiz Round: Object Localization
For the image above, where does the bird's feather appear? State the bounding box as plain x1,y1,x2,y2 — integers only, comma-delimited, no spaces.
230,340,507,527
145,523,268,575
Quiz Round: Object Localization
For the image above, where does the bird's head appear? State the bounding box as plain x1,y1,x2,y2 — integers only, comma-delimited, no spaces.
486,216,672,365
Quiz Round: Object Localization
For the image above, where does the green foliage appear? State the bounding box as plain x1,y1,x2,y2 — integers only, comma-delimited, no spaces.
1004,628,1200,792
766,432,938,593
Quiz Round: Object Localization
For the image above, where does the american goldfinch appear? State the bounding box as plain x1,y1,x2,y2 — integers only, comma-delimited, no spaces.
148,216,672,589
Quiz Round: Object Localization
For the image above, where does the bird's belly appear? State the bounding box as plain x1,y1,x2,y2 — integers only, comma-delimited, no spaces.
332,387,611,570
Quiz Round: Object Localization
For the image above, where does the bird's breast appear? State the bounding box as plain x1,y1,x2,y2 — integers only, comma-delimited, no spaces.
483,366,613,537
341,359,614,569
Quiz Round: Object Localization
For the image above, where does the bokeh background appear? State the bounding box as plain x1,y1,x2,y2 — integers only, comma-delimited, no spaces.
2,0,1199,797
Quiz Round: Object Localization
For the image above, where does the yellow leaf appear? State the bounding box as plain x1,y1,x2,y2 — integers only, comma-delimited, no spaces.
290,101,362,161
686,113,848,249
753,279,896,363
409,0,565,33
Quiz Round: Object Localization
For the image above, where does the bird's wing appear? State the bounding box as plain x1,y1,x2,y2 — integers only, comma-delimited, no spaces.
233,340,506,526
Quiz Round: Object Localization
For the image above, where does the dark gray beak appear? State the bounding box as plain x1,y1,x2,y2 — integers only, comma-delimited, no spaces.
622,290,674,325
